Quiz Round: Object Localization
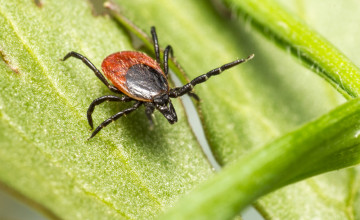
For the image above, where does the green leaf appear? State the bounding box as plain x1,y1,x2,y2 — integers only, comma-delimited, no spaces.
113,0,360,219
221,0,360,100
1,0,360,219
252,1,360,218
0,0,212,219
257,167,360,219
159,98,360,220
114,0,345,165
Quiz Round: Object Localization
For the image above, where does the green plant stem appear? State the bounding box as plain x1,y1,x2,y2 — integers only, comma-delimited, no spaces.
159,98,360,220
223,0,360,99
104,1,191,84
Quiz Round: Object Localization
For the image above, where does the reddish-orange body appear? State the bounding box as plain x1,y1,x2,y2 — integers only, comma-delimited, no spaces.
101,51,168,102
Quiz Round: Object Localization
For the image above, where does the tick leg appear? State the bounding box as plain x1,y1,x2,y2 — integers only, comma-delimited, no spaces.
151,27,161,64
144,103,155,129
164,45,173,76
188,91,200,101
169,54,254,98
87,95,133,129
88,101,142,140
62,51,122,94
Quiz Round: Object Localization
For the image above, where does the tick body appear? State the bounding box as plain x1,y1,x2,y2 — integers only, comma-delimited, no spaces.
102,51,168,101
62,26,254,139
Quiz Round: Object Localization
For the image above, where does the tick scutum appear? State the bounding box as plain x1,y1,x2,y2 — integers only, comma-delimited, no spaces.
126,64,169,101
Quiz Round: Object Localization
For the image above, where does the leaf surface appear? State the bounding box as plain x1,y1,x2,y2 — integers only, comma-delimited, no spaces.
1,0,360,219
112,0,360,219
159,98,360,219
0,1,212,219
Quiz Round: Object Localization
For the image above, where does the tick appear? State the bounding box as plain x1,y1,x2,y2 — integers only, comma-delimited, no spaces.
62,26,254,139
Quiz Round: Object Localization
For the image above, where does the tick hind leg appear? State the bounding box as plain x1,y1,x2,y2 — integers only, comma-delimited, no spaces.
62,51,122,94
88,101,142,140
87,95,133,129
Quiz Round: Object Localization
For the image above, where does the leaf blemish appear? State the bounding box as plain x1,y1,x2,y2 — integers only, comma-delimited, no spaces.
33,0,43,8
0,50,20,74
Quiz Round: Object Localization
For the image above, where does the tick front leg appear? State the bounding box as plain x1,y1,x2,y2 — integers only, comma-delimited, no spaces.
88,101,142,140
163,45,173,77
87,95,133,129
151,27,161,64
188,91,200,101
169,54,254,98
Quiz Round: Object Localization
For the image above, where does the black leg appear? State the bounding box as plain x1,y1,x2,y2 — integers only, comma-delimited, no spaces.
188,91,200,101
164,45,173,76
87,95,133,129
169,54,254,98
88,101,143,140
151,27,161,64
144,103,155,129
62,51,122,94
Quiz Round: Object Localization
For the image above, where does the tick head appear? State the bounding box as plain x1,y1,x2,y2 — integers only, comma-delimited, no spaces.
154,94,177,124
